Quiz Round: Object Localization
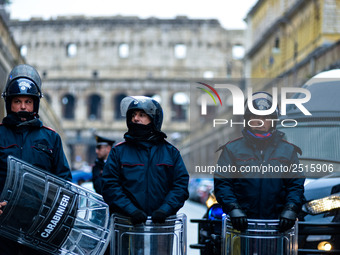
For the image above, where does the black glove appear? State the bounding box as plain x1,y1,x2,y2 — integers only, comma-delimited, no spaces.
279,205,298,232
130,209,147,225
229,208,248,231
152,209,168,223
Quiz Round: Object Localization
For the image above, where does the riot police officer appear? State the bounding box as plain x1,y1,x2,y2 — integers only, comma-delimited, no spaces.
0,64,72,255
102,96,189,224
92,134,115,194
214,92,305,233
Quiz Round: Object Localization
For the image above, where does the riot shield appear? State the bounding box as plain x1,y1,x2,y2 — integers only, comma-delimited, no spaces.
111,213,187,255
0,156,111,255
222,215,297,255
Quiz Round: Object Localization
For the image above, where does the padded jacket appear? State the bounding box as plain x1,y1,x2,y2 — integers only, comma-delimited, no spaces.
214,129,305,219
0,118,72,193
102,139,189,216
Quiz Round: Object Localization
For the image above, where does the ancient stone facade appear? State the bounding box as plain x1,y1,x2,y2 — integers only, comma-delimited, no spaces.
9,16,245,168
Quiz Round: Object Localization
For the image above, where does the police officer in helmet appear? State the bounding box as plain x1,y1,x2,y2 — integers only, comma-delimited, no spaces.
214,91,305,234
102,96,189,224
0,64,72,255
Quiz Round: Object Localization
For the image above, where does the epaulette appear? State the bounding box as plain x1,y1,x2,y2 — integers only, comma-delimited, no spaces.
42,126,56,132
216,137,243,152
114,141,126,147
282,139,302,155
164,140,179,151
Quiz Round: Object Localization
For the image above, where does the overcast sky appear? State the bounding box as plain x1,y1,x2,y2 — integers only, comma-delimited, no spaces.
8,0,258,29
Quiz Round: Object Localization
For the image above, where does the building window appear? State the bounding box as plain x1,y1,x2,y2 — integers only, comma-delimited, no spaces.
44,93,51,104
20,45,27,57
67,43,77,57
294,42,298,59
114,93,127,120
171,92,189,121
62,94,75,119
119,43,129,58
227,61,233,77
174,44,187,59
272,37,281,54
203,71,214,79
232,44,245,59
88,94,102,120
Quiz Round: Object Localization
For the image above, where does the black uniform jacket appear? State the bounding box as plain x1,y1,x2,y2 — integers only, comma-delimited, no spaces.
102,139,189,216
0,118,72,193
214,129,305,219
92,158,105,194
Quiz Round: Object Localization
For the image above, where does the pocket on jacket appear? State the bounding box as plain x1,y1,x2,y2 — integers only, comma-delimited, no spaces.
121,163,145,182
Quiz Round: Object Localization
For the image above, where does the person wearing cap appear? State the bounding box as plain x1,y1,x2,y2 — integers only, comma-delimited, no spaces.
102,96,189,224
92,134,115,194
0,64,72,255
214,91,305,237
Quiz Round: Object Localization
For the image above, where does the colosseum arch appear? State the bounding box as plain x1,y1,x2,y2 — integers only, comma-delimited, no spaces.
61,94,76,120
113,93,127,120
88,94,102,120
171,92,189,121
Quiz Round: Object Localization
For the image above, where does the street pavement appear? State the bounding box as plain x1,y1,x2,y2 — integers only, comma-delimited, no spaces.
178,199,207,255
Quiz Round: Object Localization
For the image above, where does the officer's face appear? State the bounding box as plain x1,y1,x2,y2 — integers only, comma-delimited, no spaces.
131,110,151,125
248,115,272,133
95,145,111,160
11,96,34,113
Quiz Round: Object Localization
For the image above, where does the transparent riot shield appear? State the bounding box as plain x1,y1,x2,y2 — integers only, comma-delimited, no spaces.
111,213,186,255
222,215,297,255
0,156,111,255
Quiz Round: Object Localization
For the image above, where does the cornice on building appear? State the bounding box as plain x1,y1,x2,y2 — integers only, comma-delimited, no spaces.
9,15,223,29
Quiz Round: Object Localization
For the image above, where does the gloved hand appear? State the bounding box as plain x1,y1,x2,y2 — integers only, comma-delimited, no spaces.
0,201,7,215
152,209,168,223
229,208,248,231
279,205,298,232
130,209,147,225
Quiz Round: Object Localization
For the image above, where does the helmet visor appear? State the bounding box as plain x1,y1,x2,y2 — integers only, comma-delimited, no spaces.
120,96,159,117
7,78,40,98
251,92,273,111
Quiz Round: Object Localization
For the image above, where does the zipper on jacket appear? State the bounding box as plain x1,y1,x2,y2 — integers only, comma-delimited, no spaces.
146,147,151,215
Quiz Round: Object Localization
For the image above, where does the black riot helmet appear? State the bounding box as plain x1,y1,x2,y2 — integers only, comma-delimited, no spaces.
2,64,43,114
244,91,279,129
120,96,163,131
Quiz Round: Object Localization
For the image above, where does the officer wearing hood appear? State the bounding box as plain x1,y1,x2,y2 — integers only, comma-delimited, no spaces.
0,64,72,255
102,96,189,224
214,92,305,233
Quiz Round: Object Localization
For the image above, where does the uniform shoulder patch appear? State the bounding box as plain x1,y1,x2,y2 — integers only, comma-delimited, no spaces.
42,126,56,132
114,141,126,147
216,137,243,152
282,139,302,155
226,136,243,145
164,140,179,151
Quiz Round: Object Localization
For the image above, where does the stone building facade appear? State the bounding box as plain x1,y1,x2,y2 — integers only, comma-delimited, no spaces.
244,0,340,86
9,16,245,169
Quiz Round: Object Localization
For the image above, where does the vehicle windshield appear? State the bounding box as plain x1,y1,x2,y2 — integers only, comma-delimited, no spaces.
278,123,340,163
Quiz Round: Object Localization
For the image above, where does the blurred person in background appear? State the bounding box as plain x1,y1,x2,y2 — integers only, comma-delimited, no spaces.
92,134,115,194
